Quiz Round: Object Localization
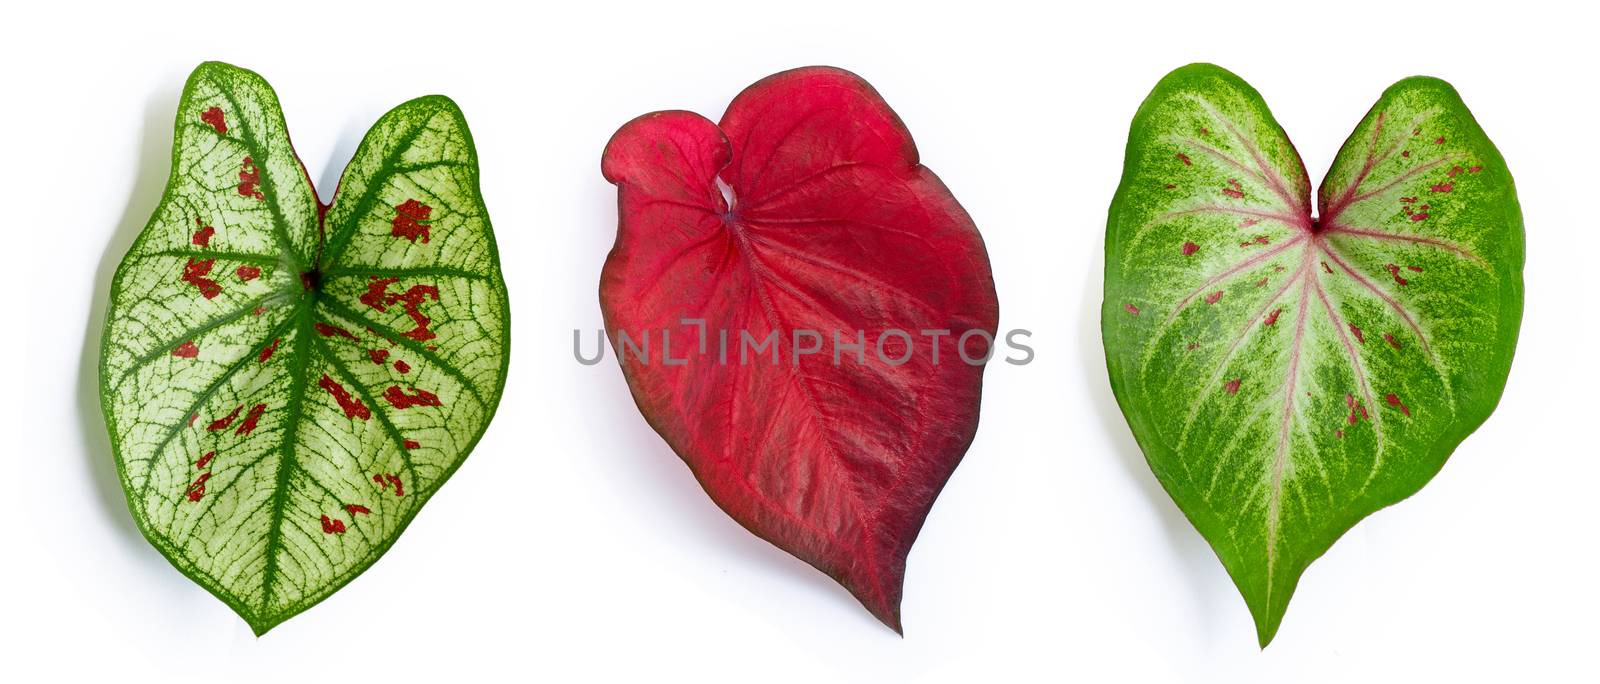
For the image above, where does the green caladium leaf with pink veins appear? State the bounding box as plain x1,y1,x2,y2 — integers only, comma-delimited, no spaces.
99,62,509,634
1103,64,1522,646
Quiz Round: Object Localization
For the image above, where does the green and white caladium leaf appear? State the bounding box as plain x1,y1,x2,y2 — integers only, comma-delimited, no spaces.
1103,64,1522,646
100,62,509,634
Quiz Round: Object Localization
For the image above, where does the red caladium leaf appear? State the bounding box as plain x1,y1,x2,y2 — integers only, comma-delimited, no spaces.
600,67,998,632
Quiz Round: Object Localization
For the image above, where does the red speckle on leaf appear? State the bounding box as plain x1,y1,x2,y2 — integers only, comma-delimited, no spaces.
374,473,405,497
258,338,280,363
207,405,242,431
1407,265,1424,273
1410,212,1429,222
1401,150,1410,158
185,472,213,502
319,374,371,420
1176,153,1192,166
1254,277,1268,287
1186,342,1200,351
394,360,411,374
192,224,215,247
1222,178,1245,199
1204,290,1224,305
253,306,266,316
392,285,442,342
358,278,441,341
1400,196,1418,204
182,258,222,299
235,403,266,436
1224,378,1242,395
1345,394,1369,425
1385,393,1411,416
345,504,371,516
1182,241,1199,256
382,386,442,410
1337,429,1345,438
236,265,261,281
1413,127,1422,136
237,157,264,200
172,341,199,358
1263,308,1282,327
195,451,215,469
1468,165,1483,173
1385,264,1410,286
360,277,399,311
1431,182,1453,193
300,271,317,291
391,199,434,243
1448,165,1462,177
1384,333,1402,350
320,515,346,534
1200,126,1210,136
1241,218,1260,228
1349,323,1366,345
1433,136,1445,144
1164,183,1176,190
200,106,227,134
1124,303,1140,315
403,439,420,450
1239,235,1270,248
1321,261,1334,274
315,322,357,340
189,413,198,427
369,349,390,365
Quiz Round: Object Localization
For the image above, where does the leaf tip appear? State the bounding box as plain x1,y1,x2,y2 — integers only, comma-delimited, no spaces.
1254,620,1280,649
1242,580,1291,649
846,566,908,635
868,602,905,636
242,610,280,637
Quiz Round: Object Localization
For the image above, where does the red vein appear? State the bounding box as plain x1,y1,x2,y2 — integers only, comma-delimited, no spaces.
1163,234,1308,325
1311,275,1387,481
1211,111,1306,216
1323,224,1488,267
1180,137,1291,210
1176,256,1310,448
1265,254,1314,613
1322,111,1388,220
1316,238,1434,358
1321,110,1438,222
1160,205,1308,228
1324,155,1459,224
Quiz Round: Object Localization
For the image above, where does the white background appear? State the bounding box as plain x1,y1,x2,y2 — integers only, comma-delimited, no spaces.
6,1,1596,681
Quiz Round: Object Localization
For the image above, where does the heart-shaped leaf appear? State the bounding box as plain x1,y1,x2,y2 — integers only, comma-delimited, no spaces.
600,67,998,632
100,62,510,634
1103,64,1522,645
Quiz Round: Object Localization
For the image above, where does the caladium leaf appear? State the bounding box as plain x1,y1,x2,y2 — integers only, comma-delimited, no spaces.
600,67,998,632
1104,64,1522,646
100,62,509,634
